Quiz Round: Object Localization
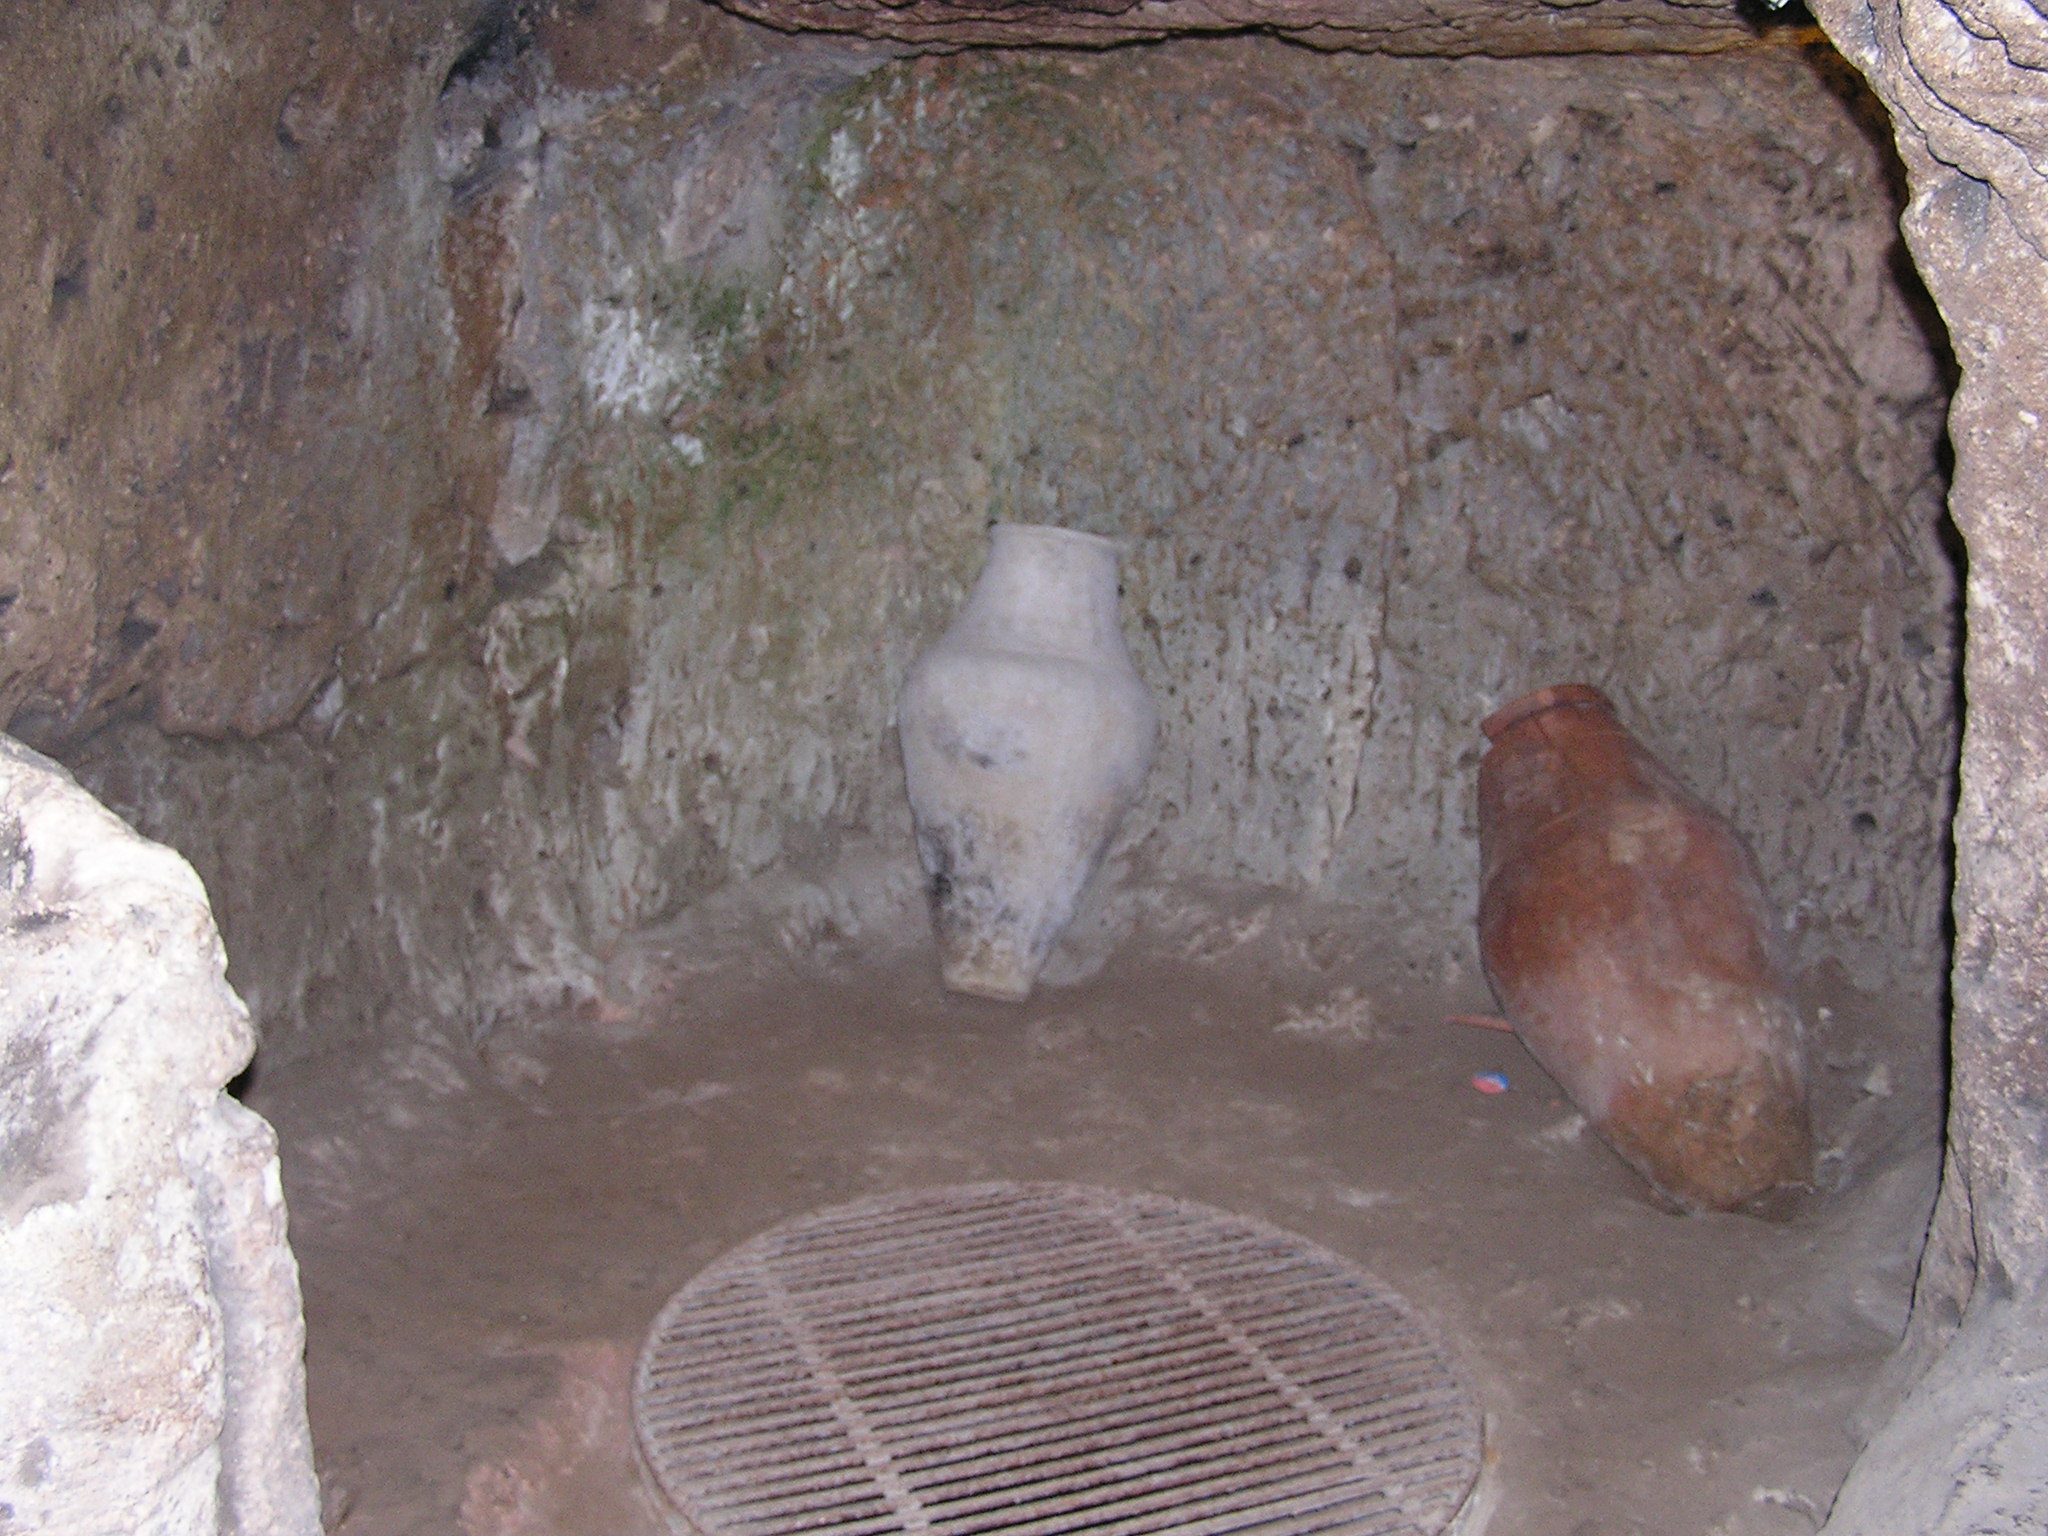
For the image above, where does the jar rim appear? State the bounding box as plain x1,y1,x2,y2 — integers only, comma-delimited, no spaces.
990,521,1119,551
1480,683,1614,741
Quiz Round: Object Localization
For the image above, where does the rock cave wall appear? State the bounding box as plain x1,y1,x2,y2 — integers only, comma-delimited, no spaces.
41,7,1959,1062
0,2,482,747
1798,0,2048,1524
0,739,319,1535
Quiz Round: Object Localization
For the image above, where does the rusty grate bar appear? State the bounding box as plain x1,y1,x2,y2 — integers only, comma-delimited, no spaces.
635,1183,1482,1536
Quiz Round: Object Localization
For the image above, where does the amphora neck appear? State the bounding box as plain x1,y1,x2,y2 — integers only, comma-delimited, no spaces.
957,523,1127,656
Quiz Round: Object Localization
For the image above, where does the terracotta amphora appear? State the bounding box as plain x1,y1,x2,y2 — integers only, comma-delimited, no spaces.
1476,684,1812,1211
897,523,1157,1002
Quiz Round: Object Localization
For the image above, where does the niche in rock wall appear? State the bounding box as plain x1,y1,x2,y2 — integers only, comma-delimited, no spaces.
77,30,1955,1061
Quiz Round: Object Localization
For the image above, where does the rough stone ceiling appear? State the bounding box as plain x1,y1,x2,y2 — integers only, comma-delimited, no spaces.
699,0,1783,53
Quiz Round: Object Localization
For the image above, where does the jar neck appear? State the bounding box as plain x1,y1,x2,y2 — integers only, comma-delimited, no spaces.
957,524,1126,655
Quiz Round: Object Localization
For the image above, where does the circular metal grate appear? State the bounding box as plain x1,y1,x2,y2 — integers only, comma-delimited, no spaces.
634,1183,1483,1536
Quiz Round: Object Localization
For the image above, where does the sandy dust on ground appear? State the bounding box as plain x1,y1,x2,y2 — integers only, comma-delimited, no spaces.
245,871,1941,1536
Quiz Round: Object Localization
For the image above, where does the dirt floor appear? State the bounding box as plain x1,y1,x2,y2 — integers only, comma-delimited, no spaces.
245,873,1943,1536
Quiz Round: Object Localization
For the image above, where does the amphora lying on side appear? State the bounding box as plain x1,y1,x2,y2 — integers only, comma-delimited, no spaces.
1477,684,1812,1211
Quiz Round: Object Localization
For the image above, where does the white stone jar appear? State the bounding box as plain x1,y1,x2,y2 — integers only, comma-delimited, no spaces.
898,523,1158,1001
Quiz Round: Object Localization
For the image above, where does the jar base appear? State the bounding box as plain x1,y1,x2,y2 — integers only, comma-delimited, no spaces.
940,956,1036,1004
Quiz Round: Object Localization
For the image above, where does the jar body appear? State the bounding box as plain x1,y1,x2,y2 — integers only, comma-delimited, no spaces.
897,524,1157,1002
1477,685,1812,1211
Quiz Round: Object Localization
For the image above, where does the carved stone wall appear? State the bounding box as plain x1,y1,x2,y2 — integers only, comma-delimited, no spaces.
701,0,1764,54
71,26,1957,1064
1804,0,2048,1525
0,739,318,1535
0,2,478,748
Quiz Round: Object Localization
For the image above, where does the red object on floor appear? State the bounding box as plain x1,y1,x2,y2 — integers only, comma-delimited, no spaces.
1476,684,1812,1211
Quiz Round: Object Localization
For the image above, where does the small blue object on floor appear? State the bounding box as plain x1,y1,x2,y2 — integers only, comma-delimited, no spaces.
1471,1070,1511,1095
